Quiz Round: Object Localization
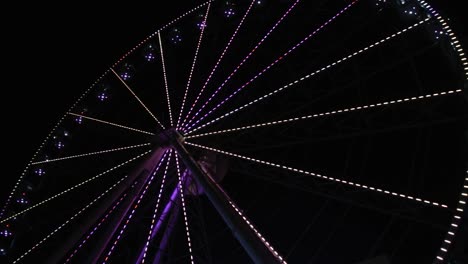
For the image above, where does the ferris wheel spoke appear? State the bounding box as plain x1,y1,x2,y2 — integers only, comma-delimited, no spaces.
176,3,212,129
110,68,166,129
187,89,463,139
138,151,173,264
31,143,152,165
184,0,359,130
221,187,287,263
68,112,155,135
185,142,449,209
11,174,129,264
174,155,195,264
0,150,151,224
183,0,302,129
158,32,174,128
186,17,432,135
102,152,169,264
181,0,261,128
64,192,128,264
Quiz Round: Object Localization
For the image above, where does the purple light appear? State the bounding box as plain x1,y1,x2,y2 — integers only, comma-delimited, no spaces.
170,29,183,44
34,168,45,176
0,229,12,237
55,141,65,149
75,116,83,124
185,0,358,131
64,193,128,264
197,21,207,30
182,0,301,128
119,64,134,81
224,8,235,18
102,152,169,264
143,44,157,62
97,92,108,101
16,197,28,205
180,0,259,128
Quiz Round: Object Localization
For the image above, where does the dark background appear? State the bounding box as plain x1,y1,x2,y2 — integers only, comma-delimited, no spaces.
1,1,467,262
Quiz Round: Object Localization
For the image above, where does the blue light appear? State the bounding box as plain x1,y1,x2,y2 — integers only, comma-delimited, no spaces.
34,168,45,176
0,229,12,238
16,197,28,205
143,44,157,62
0,248,6,256
97,92,108,101
170,29,183,44
119,64,135,81
55,141,65,149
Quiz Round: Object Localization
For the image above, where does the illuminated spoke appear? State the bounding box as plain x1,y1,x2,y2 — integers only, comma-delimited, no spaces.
0,150,151,224
183,0,302,128
68,112,155,135
140,151,173,264
185,0,358,130
102,152,169,264
111,68,165,129
12,175,129,264
181,0,260,127
64,193,128,264
158,32,174,127
226,197,286,263
187,89,463,139
187,18,431,134
176,3,212,128
186,142,448,208
174,155,195,264
31,143,152,165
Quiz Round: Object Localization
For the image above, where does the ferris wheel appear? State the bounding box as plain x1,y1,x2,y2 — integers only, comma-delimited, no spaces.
1,0,467,263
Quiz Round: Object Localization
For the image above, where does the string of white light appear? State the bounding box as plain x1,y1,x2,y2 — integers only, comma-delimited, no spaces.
187,89,462,139
174,156,195,264
68,112,155,135
158,32,174,128
177,3,212,129
186,142,448,208
31,143,152,165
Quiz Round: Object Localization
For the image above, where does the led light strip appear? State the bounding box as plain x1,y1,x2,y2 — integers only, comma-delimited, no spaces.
31,143,151,165
0,150,151,224
187,89,462,139
413,1,468,262
174,156,195,264
68,113,155,135
64,193,128,264
177,3,212,128
181,0,297,127
102,152,169,263
186,17,431,135
227,199,287,263
157,32,175,128
12,175,129,264
140,151,173,264
186,142,448,208
184,0,359,130
111,68,165,129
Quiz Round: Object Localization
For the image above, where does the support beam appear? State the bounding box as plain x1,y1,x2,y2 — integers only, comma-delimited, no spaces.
168,130,282,263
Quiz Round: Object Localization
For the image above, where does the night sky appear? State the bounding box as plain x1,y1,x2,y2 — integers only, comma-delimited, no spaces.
2,1,467,263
